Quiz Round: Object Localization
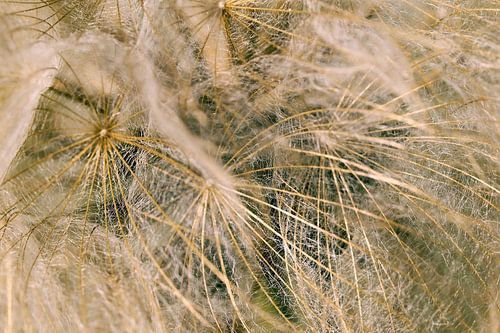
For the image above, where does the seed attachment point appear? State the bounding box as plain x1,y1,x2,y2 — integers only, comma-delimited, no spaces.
99,129,108,138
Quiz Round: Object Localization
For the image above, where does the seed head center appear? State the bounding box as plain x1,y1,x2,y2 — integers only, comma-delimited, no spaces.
99,128,108,138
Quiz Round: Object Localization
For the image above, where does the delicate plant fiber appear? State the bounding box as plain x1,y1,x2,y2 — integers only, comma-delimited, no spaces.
0,1,499,332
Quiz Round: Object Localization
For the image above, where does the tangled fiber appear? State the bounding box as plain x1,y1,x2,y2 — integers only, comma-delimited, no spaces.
0,1,499,332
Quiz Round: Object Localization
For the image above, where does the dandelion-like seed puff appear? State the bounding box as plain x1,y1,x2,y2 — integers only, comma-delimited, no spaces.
0,0,498,332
